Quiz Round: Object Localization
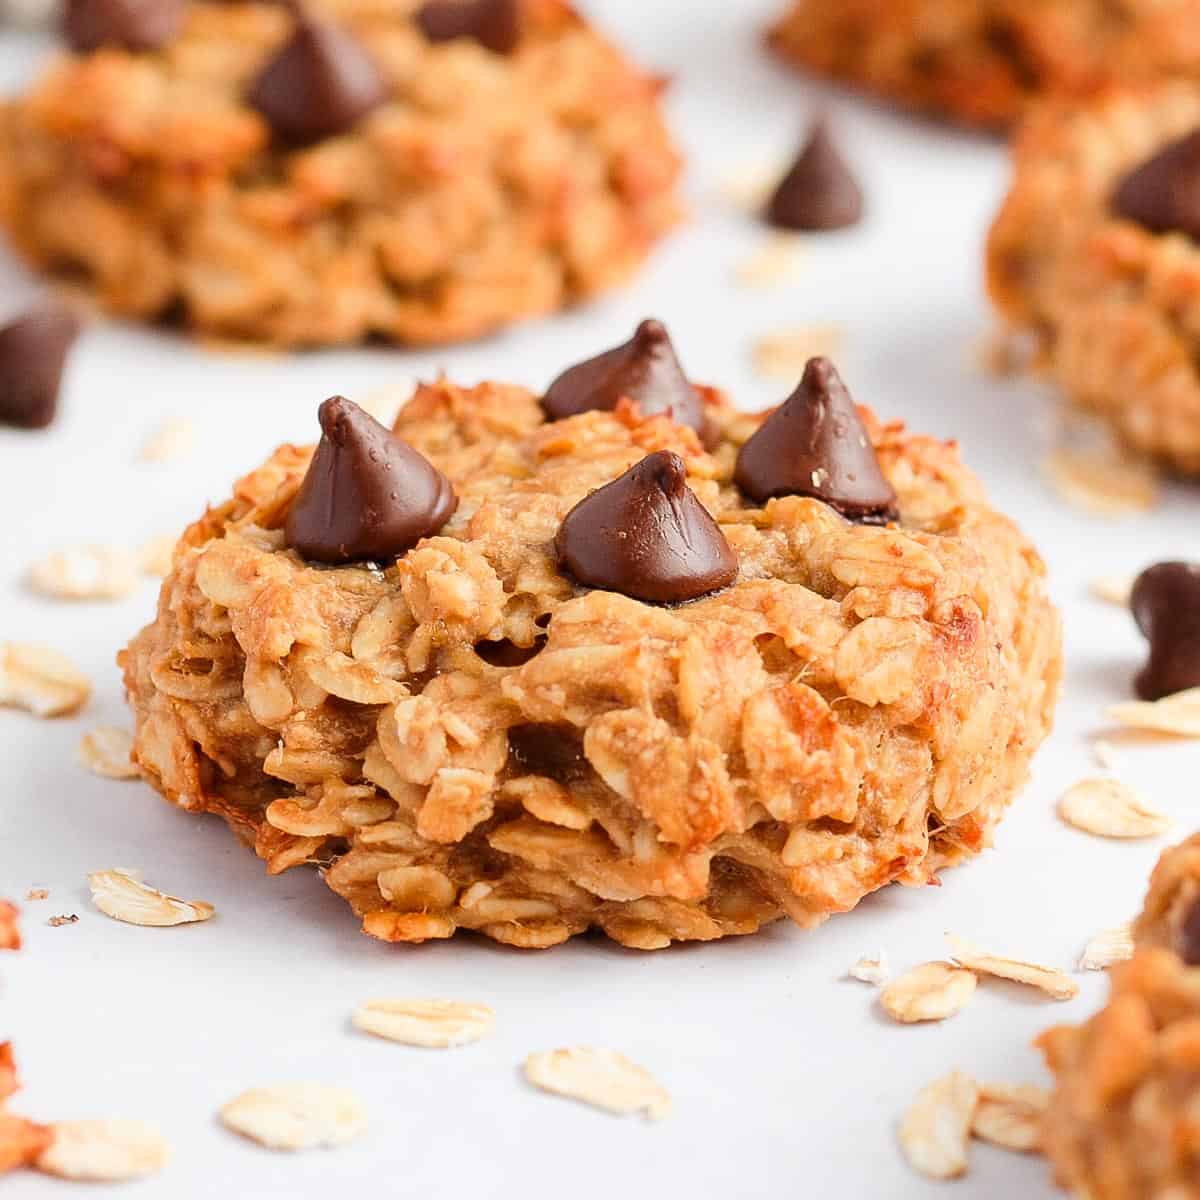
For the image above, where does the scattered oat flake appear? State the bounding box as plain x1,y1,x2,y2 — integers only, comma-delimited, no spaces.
1108,688,1200,737
35,1120,170,1182
78,726,137,780
0,900,19,950
880,962,976,1023
946,935,1078,1000
0,642,91,717
47,914,78,928
1089,575,1133,607
899,1071,979,1180
847,951,889,986
220,1084,367,1151
970,1083,1048,1153
752,324,844,381
734,234,805,287
1057,777,1171,839
717,161,778,210
87,869,214,927
1079,924,1134,972
1092,739,1119,770
28,545,138,601
24,889,47,902
138,416,196,463
138,535,177,579
1043,448,1158,517
352,998,494,1048
524,1048,670,1120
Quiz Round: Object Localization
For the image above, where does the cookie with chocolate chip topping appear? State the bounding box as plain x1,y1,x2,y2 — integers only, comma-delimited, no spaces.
0,0,681,347
120,360,1059,951
989,83,1200,473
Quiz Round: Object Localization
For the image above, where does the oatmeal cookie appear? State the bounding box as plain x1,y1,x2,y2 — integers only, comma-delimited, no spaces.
1040,835,1200,1198
768,0,1200,130
119,347,1060,950
988,83,1200,473
0,0,680,347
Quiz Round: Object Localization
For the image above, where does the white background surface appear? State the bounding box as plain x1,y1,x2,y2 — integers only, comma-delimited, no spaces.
2,2,1199,1196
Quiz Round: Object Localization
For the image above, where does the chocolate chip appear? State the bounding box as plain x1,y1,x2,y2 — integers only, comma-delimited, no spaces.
247,12,388,146
765,118,864,233
734,357,898,523
285,395,457,564
541,319,705,434
1179,895,1200,966
415,0,521,54
0,304,81,430
555,450,737,604
63,0,184,52
1129,561,1200,700
1112,129,1200,241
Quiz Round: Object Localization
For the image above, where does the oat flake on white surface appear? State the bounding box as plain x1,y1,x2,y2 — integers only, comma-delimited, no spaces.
352,998,494,1048
87,869,214,927
1078,925,1134,971
1043,448,1158,517
35,1120,170,1182
28,545,138,601
899,1072,979,1180
524,1048,671,1119
0,642,90,717
880,962,977,1023
946,935,1078,1000
1088,575,1133,607
138,416,197,463
1057,778,1172,839
1107,689,1200,737
219,1084,367,1151
78,726,137,779
970,1084,1048,1153
847,952,889,985
751,324,844,380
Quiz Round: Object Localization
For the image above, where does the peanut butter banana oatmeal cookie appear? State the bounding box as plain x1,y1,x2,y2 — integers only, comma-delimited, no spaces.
1040,835,1200,1198
988,84,1200,473
119,327,1060,950
768,0,1200,130
0,0,680,347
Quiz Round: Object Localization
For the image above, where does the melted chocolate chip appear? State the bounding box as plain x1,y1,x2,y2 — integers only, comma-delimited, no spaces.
0,304,81,430
415,0,521,54
765,119,864,233
541,319,705,434
1112,129,1200,241
507,723,587,782
1130,561,1200,700
63,0,184,52
733,357,898,523
1179,895,1200,966
555,450,737,604
285,395,457,564
247,12,388,146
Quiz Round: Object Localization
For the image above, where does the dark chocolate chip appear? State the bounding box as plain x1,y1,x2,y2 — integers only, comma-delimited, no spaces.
1179,895,1200,966
541,319,705,434
0,304,81,430
415,0,521,54
765,119,864,233
507,723,588,782
63,0,184,52
285,395,457,564
1129,561,1200,700
734,356,898,523
1112,128,1200,241
247,12,388,146
555,449,737,604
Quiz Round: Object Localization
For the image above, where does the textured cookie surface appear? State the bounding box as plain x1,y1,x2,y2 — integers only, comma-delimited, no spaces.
120,381,1060,950
0,0,680,346
1040,835,1200,1197
988,83,1200,473
768,0,1200,129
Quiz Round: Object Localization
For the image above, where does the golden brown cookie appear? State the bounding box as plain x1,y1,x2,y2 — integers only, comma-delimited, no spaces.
119,370,1060,950
1040,835,1200,1198
768,0,1200,130
988,83,1200,473
0,0,681,347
